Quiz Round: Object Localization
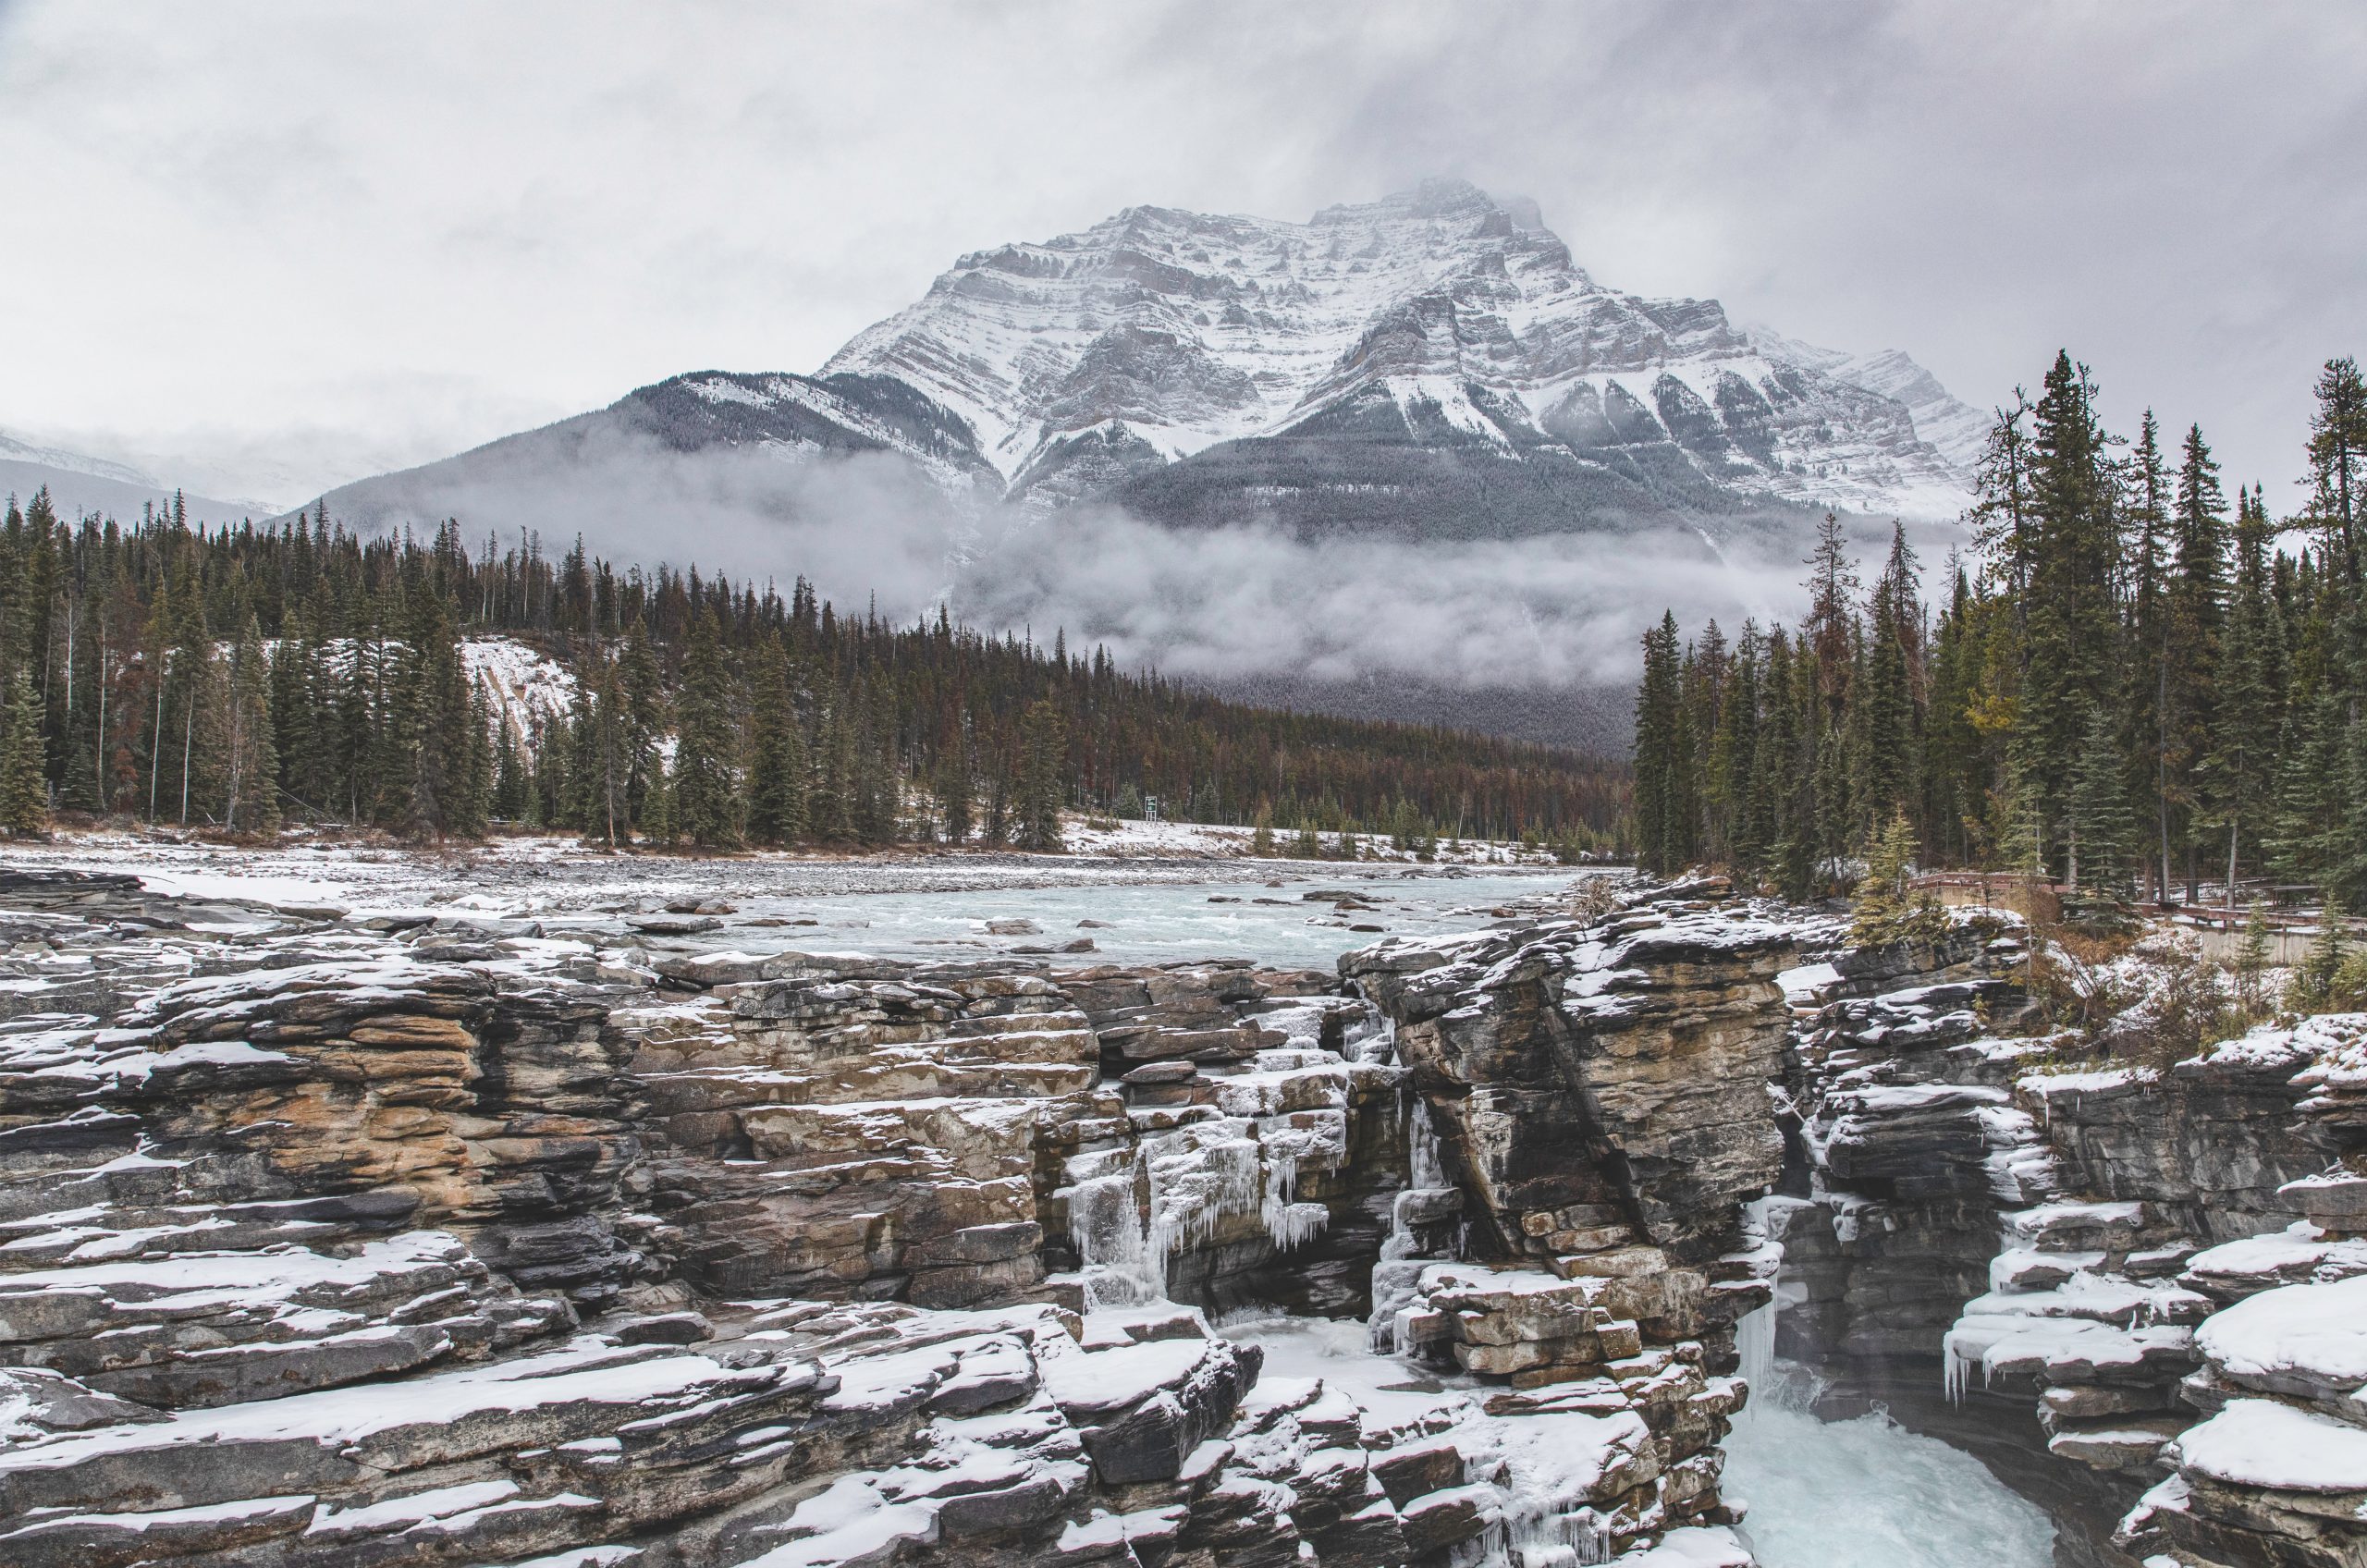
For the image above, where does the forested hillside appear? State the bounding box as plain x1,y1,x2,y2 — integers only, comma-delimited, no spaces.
1633,352,2367,913
0,495,1626,851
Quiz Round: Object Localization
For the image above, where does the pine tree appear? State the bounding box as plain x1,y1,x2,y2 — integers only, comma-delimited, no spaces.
743,638,809,846
221,614,279,835
1969,391,2037,610
1252,805,1275,857
2305,356,2366,587
2066,704,2137,923
671,611,742,850
2201,489,2283,911
1632,613,1682,875
1016,699,1066,851
0,669,48,837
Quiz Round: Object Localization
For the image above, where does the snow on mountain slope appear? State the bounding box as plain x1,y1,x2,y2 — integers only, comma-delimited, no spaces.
827,178,1977,522
460,637,577,741
1740,325,1990,472
2,430,264,526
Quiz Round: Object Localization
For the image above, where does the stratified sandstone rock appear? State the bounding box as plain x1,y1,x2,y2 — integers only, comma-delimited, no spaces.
1344,901,1795,1269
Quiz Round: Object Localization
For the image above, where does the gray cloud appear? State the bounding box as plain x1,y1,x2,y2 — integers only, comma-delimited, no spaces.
1,0,2358,510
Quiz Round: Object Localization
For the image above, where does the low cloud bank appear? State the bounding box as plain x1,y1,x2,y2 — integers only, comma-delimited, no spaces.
319,435,1947,735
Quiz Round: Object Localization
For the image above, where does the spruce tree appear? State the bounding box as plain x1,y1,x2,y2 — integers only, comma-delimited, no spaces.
2126,410,2175,897
1859,528,1920,838
932,729,972,846
1850,810,1943,948
810,703,854,842
2167,422,2230,893
2293,896,2349,1011
1711,623,1762,877
617,625,666,830
2015,352,2116,854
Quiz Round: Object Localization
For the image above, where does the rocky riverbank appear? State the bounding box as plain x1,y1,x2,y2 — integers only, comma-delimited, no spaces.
3,858,2358,1567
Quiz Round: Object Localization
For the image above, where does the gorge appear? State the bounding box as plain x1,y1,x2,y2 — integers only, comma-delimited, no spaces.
0,858,2359,1567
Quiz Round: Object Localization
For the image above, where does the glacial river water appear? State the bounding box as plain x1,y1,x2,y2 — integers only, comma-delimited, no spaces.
650,866,1599,968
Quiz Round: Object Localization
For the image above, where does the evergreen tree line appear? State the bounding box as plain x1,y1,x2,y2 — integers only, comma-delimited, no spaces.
0,497,1627,849
1633,352,2367,915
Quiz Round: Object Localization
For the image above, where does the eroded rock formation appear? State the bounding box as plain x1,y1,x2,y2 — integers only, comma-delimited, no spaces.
0,866,1772,1568
1774,905,2367,1568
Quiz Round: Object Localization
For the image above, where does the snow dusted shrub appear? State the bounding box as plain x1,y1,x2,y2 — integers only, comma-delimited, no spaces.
2104,926,2250,1071
2021,924,2140,1042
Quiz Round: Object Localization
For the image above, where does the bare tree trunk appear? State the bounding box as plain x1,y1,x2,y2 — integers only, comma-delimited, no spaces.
2157,661,2172,903
93,620,105,813
2226,821,2240,922
149,673,165,820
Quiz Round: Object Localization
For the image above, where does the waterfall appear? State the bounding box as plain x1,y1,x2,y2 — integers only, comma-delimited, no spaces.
1735,1195,1781,1416
1061,1109,1332,1311
1367,1095,1462,1352
1062,1147,1163,1308
1738,1302,1777,1403
1409,1091,1446,1189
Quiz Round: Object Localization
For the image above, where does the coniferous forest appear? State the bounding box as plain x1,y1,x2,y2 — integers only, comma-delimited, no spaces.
1633,352,2367,915
0,497,1626,852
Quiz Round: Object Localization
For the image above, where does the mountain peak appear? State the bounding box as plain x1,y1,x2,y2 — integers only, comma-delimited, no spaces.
822,183,1976,521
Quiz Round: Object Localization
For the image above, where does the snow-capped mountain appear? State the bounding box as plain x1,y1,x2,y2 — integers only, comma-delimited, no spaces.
310,178,1980,543
825,177,1981,528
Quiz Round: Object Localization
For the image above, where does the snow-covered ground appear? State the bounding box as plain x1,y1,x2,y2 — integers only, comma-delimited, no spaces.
458,637,576,739
1064,815,1592,867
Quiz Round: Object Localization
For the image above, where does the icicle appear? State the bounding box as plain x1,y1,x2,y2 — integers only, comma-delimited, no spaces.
1257,1148,1331,1252
1942,1328,1972,1405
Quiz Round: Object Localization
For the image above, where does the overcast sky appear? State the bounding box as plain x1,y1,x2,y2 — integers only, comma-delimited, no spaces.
2,0,2360,509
